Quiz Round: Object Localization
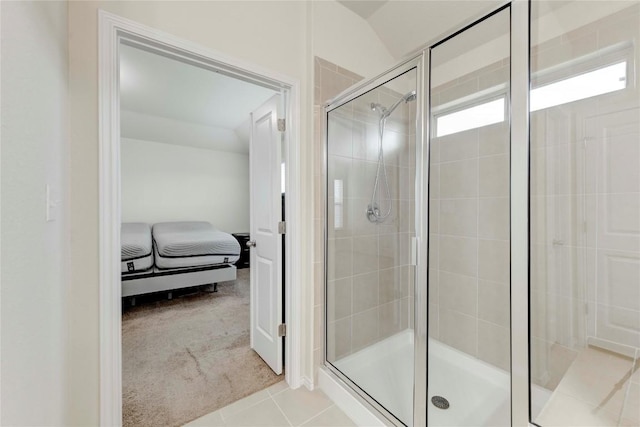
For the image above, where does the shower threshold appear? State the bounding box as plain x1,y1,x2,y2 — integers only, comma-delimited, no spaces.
332,330,511,426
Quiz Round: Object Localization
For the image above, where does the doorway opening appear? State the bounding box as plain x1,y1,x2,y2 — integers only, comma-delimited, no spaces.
118,41,287,426
98,11,302,427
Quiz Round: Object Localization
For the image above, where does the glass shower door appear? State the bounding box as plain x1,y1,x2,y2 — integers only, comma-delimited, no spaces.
325,68,418,426
427,7,512,427
529,2,640,425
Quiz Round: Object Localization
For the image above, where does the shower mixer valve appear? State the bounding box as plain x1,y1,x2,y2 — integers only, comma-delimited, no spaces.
367,203,382,223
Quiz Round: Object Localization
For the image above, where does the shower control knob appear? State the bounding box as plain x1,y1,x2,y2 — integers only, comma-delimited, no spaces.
246,240,256,248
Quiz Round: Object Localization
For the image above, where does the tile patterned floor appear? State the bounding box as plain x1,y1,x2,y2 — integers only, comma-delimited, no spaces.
535,346,640,427
185,381,356,427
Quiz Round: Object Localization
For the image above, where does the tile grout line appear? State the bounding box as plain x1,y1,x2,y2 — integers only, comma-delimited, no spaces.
267,382,290,398
212,383,289,425
296,403,337,427
270,394,295,427
220,391,272,423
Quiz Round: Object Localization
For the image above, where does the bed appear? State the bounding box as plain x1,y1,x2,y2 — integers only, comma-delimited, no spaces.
121,222,154,274
153,221,241,269
121,221,241,298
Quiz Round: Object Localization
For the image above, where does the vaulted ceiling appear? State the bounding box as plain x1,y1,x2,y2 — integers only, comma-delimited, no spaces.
120,1,515,154
337,0,502,59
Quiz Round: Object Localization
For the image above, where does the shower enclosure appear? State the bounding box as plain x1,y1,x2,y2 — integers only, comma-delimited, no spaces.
324,1,640,426
325,67,418,425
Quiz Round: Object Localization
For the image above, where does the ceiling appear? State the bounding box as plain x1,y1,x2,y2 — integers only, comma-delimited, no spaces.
119,43,276,154
337,0,388,19
339,0,502,59
119,1,576,155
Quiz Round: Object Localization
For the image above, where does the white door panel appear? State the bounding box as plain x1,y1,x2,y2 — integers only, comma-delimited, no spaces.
256,258,274,334
585,108,640,350
250,94,283,375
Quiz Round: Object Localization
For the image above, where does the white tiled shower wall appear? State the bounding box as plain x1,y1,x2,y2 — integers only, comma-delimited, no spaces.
427,2,640,385
312,57,363,381
313,57,417,380
427,59,512,372
325,75,417,363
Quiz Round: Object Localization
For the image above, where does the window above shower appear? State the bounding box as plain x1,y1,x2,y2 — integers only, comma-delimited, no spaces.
435,96,506,137
432,29,634,139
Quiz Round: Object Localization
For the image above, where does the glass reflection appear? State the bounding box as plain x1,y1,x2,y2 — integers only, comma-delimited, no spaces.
530,2,640,426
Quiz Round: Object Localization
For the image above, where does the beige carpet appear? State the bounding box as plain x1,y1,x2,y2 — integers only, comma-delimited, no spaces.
122,269,282,427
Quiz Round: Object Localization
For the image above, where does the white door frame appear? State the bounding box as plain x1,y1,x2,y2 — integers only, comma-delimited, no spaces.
98,10,303,426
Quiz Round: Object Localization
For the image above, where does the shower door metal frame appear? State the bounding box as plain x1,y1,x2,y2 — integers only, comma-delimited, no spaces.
323,54,424,427
510,1,531,426
421,3,532,425
323,1,532,426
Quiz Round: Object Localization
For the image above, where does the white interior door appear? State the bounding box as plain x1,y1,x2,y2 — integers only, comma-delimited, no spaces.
249,94,283,375
585,108,640,352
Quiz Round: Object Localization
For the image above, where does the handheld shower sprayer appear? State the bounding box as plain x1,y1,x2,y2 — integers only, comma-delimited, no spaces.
366,90,417,223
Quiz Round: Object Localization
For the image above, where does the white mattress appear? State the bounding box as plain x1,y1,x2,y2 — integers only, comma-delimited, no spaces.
121,255,153,274
152,221,241,269
121,223,153,273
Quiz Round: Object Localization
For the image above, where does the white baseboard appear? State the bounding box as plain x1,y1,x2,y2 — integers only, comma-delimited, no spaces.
318,367,387,427
301,375,315,391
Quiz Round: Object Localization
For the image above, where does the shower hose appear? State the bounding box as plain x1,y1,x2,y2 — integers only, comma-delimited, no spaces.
367,115,392,223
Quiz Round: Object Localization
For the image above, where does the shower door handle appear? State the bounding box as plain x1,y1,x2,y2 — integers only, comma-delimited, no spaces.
246,240,256,248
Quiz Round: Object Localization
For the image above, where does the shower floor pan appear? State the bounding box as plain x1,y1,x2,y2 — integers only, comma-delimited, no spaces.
334,330,510,426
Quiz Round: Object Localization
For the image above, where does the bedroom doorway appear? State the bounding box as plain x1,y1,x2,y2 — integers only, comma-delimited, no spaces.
98,12,302,427
118,42,287,426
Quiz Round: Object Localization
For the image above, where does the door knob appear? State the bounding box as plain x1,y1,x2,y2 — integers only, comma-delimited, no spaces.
246,240,256,248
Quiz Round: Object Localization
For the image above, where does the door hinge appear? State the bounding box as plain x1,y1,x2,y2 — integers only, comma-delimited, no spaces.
278,323,286,337
277,118,286,132
278,221,286,234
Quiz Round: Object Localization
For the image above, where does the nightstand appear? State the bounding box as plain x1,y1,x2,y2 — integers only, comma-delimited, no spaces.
232,233,250,269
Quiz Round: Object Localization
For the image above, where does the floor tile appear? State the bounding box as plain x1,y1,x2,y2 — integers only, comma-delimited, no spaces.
537,345,640,427
622,382,640,425
537,391,619,426
631,358,640,384
185,410,225,426
224,398,292,427
266,380,289,397
219,389,271,419
301,405,356,427
272,388,333,426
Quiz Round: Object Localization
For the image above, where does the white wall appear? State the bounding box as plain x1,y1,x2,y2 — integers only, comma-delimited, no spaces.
0,1,69,425
311,1,395,82
121,138,250,233
68,2,310,423
66,1,399,423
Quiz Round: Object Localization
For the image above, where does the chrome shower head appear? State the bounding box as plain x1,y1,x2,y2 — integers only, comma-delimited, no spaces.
404,90,417,103
380,90,417,119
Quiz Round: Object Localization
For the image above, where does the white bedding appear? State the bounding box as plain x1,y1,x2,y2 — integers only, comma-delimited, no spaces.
121,223,153,273
152,221,241,269
153,244,240,269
